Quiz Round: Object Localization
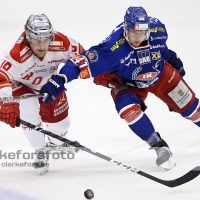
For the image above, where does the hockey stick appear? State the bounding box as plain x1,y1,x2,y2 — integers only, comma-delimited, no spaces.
18,118,200,188
0,93,47,101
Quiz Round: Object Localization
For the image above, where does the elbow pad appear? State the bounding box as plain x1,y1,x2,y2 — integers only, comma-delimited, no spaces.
70,55,92,79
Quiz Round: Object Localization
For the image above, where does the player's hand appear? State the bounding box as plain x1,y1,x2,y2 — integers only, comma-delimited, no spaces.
94,73,124,88
0,100,20,128
40,74,66,104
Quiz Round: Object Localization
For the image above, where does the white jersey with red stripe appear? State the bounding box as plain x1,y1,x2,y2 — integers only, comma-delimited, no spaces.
0,31,84,97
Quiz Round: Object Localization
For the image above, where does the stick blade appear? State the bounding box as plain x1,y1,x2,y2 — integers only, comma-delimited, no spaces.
170,166,200,187
137,166,200,188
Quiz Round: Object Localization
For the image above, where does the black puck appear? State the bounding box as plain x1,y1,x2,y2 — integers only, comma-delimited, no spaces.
84,189,94,199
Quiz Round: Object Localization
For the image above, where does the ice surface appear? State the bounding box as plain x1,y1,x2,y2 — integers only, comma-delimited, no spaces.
0,0,200,199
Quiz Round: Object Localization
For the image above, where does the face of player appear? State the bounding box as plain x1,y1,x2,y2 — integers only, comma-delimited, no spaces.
28,37,52,58
127,29,147,47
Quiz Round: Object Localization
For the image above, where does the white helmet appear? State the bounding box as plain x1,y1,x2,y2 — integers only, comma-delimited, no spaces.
25,14,54,41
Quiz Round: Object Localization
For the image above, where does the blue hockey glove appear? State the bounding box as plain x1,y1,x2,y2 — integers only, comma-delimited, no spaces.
40,74,66,104
166,49,185,76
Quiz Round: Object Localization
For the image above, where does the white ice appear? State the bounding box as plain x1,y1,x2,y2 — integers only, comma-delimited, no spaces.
0,0,200,199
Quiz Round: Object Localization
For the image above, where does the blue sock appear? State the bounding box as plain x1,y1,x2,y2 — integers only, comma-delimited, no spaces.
128,113,155,141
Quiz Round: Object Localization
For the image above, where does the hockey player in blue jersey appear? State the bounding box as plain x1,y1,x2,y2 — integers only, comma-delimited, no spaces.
39,6,200,171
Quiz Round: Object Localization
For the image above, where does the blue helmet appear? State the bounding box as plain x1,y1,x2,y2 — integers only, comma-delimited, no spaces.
124,6,149,30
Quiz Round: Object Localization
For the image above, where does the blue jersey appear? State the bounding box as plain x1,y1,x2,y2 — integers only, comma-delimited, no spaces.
60,17,170,88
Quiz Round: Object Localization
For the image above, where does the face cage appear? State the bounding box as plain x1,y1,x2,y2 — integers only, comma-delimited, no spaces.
26,28,54,42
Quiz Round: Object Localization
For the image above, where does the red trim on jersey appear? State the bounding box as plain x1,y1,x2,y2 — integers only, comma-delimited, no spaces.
48,32,70,52
10,32,32,63
0,80,12,89
0,70,10,81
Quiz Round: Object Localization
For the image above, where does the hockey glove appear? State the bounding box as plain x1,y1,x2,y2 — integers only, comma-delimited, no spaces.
166,49,185,76
0,100,20,128
94,73,124,88
40,74,66,104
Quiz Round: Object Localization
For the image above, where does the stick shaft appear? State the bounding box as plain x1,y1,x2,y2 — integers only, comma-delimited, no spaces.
18,118,200,187
0,93,47,101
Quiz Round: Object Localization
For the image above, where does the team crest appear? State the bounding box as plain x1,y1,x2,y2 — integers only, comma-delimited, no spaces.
85,50,98,63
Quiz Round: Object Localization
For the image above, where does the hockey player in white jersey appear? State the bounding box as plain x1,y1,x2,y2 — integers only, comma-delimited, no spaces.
0,14,85,175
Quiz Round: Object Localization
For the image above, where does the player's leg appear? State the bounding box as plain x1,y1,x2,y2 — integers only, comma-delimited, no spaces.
111,85,175,170
39,91,76,152
12,83,49,174
148,62,200,127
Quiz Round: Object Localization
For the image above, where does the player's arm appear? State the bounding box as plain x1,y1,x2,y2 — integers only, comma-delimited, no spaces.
165,49,185,76
40,49,118,104
0,67,20,128
151,18,185,76
161,45,185,76
40,38,118,104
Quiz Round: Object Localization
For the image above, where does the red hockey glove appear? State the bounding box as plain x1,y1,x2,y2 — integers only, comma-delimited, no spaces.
0,100,20,128
94,73,124,88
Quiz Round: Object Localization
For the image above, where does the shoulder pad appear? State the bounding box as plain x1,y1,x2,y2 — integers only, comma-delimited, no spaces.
149,17,166,33
48,32,70,51
10,32,32,63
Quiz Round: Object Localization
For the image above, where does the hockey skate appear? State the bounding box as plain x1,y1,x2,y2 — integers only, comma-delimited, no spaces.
151,139,176,171
32,147,49,175
46,141,79,153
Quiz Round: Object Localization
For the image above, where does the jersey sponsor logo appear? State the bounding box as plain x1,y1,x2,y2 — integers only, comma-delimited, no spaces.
150,27,165,32
137,72,158,80
37,65,45,68
131,66,159,87
125,58,137,67
21,64,36,76
49,46,65,51
135,77,159,88
80,67,91,79
100,36,111,44
54,96,69,116
137,50,151,65
50,41,63,46
149,18,159,24
150,36,167,41
48,59,63,64
34,69,47,73
120,50,134,64
178,89,184,96
21,51,32,62
56,94,67,107
150,44,165,49
110,38,126,51
85,50,98,63
16,36,24,44
168,80,193,109
50,66,58,73
151,51,161,60
20,46,30,57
